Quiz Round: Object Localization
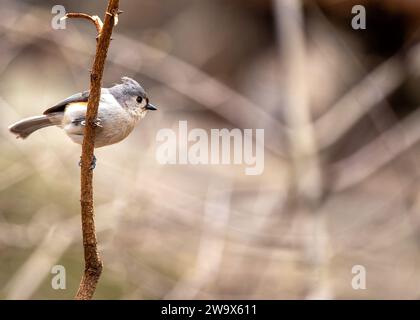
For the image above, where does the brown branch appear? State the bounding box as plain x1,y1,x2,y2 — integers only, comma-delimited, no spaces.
63,13,103,35
75,0,120,300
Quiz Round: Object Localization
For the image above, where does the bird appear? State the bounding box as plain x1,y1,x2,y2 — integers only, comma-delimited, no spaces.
8,77,157,168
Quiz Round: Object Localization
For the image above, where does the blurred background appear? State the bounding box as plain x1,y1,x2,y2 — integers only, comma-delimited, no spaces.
1,0,420,299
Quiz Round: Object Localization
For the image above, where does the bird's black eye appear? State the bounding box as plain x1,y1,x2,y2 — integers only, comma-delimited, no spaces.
136,96,143,103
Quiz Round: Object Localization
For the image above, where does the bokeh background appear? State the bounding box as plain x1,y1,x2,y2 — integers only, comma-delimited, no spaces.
1,0,420,299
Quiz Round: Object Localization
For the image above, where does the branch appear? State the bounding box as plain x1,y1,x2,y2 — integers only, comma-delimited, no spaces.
315,56,405,149
274,0,330,299
63,9,122,38
62,13,103,34
330,107,420,192
274,0,323,203
75,0,120,300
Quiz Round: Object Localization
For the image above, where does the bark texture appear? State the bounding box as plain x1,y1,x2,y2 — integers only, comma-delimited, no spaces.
75,0,120,300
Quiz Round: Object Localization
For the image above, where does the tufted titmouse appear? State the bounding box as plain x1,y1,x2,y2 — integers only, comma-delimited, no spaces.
9,77,157,165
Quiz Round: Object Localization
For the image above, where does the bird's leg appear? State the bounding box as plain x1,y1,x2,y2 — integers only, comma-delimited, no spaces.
78,118,102,128
78,154,97,170
75,117,100,170
93,118,103,128
90,154,97,170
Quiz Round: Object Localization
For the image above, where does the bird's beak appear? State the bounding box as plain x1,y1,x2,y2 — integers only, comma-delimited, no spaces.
146,103,158,111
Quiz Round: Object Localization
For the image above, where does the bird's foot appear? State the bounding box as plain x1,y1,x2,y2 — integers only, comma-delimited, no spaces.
79,118,102,128
93,118,103,128
79,155,97,170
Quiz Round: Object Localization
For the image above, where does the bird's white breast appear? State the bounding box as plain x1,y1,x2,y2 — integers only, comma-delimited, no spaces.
61,93,140,148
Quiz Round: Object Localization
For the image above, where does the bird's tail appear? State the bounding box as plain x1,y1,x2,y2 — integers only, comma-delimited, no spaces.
8,115,55,139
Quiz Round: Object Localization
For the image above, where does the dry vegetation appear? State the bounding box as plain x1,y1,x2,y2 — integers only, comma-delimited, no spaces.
1,0,420,299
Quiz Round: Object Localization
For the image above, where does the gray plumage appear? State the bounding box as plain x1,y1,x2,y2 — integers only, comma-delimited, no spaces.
8,77,157,148
8,115,55,139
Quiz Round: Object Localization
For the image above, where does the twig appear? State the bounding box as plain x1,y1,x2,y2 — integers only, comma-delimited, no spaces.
315,56,405,149
63,10,123,39
165,178,232,299
274,0,322,203
309,4,408,150
74,0,120,300
62,13,104,34
330,107,420,192
274,0,330,299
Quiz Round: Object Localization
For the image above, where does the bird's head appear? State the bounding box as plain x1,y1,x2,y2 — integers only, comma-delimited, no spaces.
109,77,157,118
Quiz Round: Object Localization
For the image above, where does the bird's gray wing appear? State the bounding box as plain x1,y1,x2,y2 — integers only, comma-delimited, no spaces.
43,90,90,115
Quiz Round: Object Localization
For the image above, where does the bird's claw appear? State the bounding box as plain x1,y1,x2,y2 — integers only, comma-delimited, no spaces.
79,155,97,170
80,118,103,128
90,156,97,170
94,119,103,128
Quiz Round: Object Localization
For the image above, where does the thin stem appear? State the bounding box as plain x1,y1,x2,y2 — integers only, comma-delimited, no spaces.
75,0,120,300
64,13,103,34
